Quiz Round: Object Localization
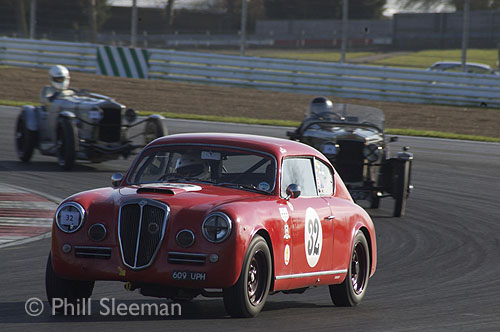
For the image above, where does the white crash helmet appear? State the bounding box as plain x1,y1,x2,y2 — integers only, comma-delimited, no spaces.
305,96,334,119
175,153,210,178
49,65,70,90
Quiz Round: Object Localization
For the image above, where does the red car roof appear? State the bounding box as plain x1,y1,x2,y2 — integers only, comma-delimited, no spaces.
147,133,324,160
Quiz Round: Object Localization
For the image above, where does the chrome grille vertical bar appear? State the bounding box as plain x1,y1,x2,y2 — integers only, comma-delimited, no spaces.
132,201,145,268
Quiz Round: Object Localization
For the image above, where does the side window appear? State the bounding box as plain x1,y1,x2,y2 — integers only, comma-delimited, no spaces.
281,158,317,197
315,159,334,196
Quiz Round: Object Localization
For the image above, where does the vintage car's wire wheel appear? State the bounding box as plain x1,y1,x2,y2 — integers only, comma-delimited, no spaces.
15,113,37,162
223,235,272,318
144,117,167,144
329,230,370,306
393,160,410,217
45,253,94,313
56,117,76,171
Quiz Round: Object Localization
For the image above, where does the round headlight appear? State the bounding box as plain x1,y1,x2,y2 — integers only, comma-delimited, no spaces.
202,212,232,243
125,108,137,123
56,202,85,233
363,144,382,162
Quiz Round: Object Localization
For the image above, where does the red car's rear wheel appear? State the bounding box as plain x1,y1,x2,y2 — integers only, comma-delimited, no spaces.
329,231,370,306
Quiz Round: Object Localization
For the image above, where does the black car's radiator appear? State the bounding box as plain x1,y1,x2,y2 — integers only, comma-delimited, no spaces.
335,140,365,183
119,200,169,270
99,108,121,142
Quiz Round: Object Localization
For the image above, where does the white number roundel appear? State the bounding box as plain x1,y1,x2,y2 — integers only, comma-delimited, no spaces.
304,207,322,267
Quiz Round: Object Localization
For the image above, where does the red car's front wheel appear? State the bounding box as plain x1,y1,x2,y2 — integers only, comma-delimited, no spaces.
223,235,272,318
45,253,94,313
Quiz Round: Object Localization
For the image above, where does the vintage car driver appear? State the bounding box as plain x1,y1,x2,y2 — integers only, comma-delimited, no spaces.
174,153,211,180
290,96,338,138
40,65,74,103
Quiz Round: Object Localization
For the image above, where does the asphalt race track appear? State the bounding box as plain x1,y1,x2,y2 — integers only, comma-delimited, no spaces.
1,105,499,331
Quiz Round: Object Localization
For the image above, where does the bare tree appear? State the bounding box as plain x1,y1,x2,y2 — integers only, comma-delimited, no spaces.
398,0,500,11
165,0,175,32
16,0,28,37
88,0,97,42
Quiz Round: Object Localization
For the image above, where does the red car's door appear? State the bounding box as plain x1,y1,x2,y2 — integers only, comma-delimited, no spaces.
289,197,334,275
279,157,335,286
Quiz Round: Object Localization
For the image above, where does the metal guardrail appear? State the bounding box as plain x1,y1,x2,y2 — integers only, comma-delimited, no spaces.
0,37,96,72
2,37,500,108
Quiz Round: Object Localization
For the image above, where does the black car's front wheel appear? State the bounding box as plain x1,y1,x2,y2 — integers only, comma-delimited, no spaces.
329,230,370,307
223,235,272,318
45,253,94,313
15,113,37,162
393,160,410,217
370,191,380,209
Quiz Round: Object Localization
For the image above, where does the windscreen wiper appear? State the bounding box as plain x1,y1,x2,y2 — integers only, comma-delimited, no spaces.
216,182,271,195
163,177,215,184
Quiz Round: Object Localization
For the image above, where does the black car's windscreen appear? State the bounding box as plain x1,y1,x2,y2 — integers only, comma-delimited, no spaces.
128,146,276,193
305,103,385,131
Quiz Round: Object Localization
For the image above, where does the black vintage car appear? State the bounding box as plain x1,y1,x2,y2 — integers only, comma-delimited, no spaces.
288,98,413,217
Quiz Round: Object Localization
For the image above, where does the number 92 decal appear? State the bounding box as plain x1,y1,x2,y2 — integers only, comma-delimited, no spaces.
304,207,323,268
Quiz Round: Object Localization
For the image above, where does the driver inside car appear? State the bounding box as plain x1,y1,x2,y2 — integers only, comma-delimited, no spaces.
174,153,211,180
305,96,335,120
289,96,338,139
40,65,75,104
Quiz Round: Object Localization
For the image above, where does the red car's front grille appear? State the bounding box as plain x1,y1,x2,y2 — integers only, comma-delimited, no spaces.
118,200,169,270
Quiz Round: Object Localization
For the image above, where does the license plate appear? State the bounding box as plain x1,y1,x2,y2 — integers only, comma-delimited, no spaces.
172,271,206,281
350,190,370,201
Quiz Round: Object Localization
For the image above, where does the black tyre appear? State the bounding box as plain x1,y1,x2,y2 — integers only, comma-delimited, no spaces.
15,113,37,162
144,116,167,144
223,235,272,318
57,117,76,171
329,231,370,307
45,253,94,313
369,192,380,209
393,160,410,217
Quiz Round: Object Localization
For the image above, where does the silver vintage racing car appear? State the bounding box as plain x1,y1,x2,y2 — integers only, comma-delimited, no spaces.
15,65,167,170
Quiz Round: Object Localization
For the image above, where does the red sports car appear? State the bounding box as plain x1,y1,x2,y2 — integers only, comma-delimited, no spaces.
46,133,377,318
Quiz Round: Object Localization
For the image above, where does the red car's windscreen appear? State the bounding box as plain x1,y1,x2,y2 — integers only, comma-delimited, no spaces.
128,145,276,194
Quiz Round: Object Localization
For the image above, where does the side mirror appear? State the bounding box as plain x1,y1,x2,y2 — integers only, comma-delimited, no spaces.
285,184,301,200
111,173,124,188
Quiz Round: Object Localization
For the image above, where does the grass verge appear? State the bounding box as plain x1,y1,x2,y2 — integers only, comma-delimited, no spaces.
374,49,499,69
0,99,37,107
386,129,500,143
216,50,376,62
3,99,499,143
140,111,300,127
